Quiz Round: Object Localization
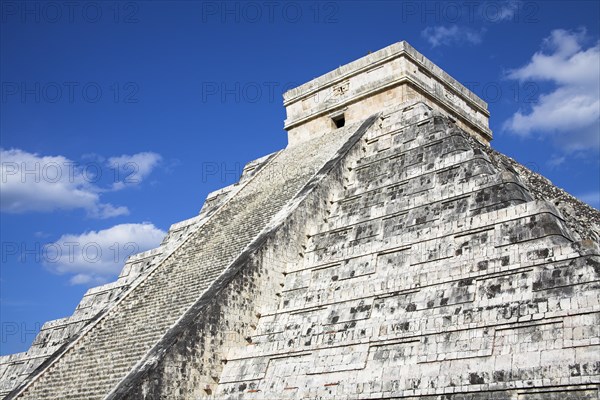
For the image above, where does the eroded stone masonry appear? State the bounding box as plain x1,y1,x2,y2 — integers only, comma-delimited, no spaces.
1,41,599,400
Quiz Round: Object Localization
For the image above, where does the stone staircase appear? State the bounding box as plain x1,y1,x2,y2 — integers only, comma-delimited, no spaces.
0,150,274,399
213,104,600,399
7,112,379,399
3,102,599,399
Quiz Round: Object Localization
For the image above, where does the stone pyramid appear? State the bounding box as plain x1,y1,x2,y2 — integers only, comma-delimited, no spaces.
1,41,599,400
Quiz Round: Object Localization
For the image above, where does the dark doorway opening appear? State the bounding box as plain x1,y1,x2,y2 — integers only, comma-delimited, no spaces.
332,114,345,128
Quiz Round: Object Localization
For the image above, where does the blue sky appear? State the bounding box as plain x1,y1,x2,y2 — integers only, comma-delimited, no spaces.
1,0,598,355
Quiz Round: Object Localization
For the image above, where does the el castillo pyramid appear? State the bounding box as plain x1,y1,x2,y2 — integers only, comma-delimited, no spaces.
1,41,599,399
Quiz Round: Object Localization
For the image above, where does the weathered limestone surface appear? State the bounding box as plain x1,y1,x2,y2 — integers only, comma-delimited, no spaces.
211,105,600,399
284,41,491,146
7,110,378,399
0,153,273,398
2,41,599,399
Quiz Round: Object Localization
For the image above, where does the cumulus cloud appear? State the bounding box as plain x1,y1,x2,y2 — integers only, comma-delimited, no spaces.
43,223,166,285
420,1,529,48
493,0,520,21
476,0,522,22
546,155,566,169
503,29,600,153
421,25,485,48
107,152,162,190
0,149,161,218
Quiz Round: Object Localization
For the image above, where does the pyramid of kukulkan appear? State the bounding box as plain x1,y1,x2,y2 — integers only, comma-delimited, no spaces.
1,41,599,400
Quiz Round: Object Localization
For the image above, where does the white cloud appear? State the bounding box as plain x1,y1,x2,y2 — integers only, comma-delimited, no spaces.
546,155,566,169
480,0,521,22
421,25,485,47
0,148,128,218
421,2,526,48
43,223,166,285
0,149,161,218
503,29,600,153
496,1,519,21
107,152,162,190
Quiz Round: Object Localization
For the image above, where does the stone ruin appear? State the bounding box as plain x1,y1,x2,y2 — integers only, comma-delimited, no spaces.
1,41,599,399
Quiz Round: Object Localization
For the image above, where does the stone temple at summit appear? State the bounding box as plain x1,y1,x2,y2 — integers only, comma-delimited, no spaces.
1,41,599,399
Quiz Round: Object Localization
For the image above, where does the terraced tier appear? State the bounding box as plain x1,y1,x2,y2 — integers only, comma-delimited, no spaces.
9,114,379,399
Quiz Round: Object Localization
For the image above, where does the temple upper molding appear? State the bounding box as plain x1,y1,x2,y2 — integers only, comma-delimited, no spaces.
283,41,492,146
